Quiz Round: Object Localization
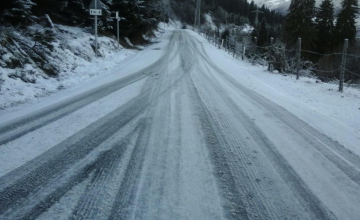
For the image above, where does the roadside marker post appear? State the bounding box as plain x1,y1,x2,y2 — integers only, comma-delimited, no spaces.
89,0,103,57
296,38,301,80
116,12,120,50
339,39,348,92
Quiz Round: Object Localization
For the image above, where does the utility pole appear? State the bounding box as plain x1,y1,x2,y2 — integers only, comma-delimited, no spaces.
251,6,263,27
194,0,201,31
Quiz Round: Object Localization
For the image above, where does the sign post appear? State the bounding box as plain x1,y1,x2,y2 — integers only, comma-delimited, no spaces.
89,0,103,57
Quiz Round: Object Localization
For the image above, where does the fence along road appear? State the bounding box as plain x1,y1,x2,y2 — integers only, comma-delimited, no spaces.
207,31,360,91
0,30,360,219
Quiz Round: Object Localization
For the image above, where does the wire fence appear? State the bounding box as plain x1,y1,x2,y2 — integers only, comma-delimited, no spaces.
200,30,360,92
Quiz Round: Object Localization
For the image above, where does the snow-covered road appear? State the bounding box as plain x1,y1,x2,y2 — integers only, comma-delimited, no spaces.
0,30,360,220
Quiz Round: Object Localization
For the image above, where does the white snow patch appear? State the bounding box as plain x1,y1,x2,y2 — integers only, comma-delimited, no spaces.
0,24,170,117
188,29,360,156
125,37,134,47
204,14,217,30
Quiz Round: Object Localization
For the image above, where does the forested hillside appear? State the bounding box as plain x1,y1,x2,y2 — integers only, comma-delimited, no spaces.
169,0,359,82
0,0,168,108
0,0,166,40
171,0,283,30
0,0,166,100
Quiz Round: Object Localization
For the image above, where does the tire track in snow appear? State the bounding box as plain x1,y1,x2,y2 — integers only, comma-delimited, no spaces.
185,31,336,219
0,31,180,146
199,43,360,186
195,61,336,220
0,92,149,218
71,122,145,220
0,71,147,146
186,73,250,220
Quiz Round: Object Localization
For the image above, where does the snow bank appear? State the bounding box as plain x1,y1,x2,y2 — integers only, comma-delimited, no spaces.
204,14,217,30
0,25,136,110
188,29,360,157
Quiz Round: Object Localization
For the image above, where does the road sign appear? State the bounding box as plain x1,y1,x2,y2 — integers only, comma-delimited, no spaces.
89,0,103,10
90,9,102,16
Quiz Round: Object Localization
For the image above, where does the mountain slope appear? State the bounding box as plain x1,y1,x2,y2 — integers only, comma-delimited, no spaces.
254,0,343,13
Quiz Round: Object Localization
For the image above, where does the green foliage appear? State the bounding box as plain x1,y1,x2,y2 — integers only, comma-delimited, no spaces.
257,19,268,47
1,0,165,42
334,0,359,45
32,29,56,50
284,0,317,51
0,0,36,25
221,29,230,39
171,0,284,32
315,0,335,54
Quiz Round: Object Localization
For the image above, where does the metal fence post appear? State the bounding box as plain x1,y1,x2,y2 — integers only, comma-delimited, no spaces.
339,39,349,92
233,37,237,57
296,38,301,80
242,44,245,61
95,15,98,56
227,38,229,53
268,37,274,71
253,37,257,65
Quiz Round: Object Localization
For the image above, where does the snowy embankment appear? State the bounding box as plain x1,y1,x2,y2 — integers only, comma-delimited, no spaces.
0,26,176,177
188,30,360,157
0,24,165,110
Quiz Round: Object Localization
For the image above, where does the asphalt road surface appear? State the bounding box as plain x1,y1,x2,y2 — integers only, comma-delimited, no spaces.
0,30,359,220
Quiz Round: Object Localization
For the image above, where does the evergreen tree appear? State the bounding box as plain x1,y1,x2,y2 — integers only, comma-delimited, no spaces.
334,0,359,45
257,18,267,46
248,1,256,25
315,0,335,53
0,0,35,25
284,0,317,51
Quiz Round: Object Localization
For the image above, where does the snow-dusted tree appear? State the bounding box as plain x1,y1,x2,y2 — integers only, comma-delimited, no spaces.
315,0,335,53
334,0,359,45
0,0,35,25
257,18,267,46
284,0,317,51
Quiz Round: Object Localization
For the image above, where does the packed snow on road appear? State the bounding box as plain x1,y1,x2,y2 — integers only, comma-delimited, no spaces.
1,27,360,220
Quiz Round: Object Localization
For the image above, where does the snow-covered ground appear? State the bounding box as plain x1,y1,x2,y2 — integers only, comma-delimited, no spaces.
0,24,167,110
189,29,360,157
204,14,217,30
0,23,171,116
1,25,360,220
0,24,175,174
